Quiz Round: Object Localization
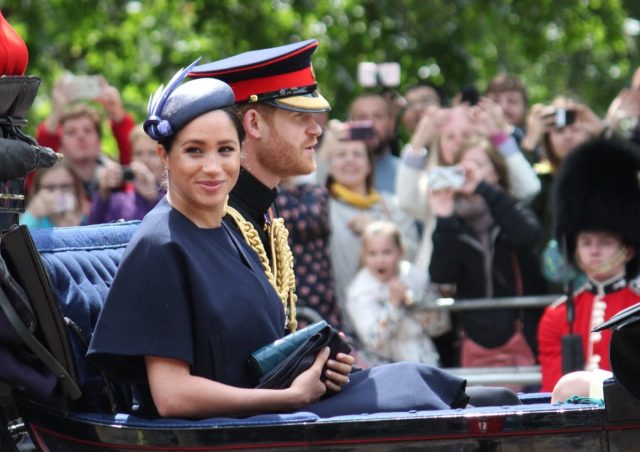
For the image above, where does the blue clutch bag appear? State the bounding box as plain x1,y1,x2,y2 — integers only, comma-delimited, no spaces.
248,320,351,390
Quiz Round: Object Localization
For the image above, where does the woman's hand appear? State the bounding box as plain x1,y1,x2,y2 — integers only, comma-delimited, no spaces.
409,105,444,151
457,160,482,194
44,78,74,132
521,103,553,152
473,97,511,137
428,187,455,217
130,161,159,201
288,347,330,406
96,160,124,200
574,103,605,138
94,78,126,122
605,88,640,131
323,333,354,393
26,189,56,218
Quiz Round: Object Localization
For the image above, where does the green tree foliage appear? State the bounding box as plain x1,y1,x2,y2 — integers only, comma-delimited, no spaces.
4,0,639,132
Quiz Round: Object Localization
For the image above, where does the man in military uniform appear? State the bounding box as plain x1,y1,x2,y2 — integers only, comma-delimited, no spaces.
537,137,640,393
189,40,330,332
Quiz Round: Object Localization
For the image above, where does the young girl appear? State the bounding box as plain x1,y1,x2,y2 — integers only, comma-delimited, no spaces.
346,220,441,366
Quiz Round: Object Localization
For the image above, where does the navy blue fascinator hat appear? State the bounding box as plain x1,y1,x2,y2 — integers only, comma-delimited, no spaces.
144,58,236,141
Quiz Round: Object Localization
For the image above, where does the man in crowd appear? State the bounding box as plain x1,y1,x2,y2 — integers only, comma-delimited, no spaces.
348,92,399,193
485,74,528,146
189,39,335,332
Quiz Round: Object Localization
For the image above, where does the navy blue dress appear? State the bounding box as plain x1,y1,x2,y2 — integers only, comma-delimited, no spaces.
87,199,286,405
88,198,468,418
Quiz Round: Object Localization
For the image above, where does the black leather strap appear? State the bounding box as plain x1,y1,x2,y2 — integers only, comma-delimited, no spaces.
0,286,81,400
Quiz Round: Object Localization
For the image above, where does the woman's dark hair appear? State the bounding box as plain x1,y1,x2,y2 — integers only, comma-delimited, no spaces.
158,106,245,152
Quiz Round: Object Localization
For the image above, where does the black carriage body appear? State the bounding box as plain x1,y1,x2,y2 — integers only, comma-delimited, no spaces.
1,221,639,451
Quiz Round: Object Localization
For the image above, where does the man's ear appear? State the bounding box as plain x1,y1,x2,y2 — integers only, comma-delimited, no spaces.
624,245,635,263
241,108,264,139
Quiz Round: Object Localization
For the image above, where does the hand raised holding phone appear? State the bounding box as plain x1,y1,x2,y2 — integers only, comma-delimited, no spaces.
60,74,103,101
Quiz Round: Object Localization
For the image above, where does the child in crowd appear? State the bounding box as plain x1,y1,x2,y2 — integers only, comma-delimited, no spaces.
538,137,640,394
345,220,443,366
20,160,88,229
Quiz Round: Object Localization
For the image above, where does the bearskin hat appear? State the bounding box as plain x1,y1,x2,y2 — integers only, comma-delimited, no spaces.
554,137,640,277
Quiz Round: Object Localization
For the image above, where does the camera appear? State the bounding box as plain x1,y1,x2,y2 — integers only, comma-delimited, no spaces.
553,108,577,128
121,166,135,182
345,120,375,141
357,62,401,88
427,166,465,191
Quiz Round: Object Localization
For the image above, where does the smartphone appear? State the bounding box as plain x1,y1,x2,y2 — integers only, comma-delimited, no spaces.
346,120,375,140
66,75,102,100
427,166,465,191
553,108,577,128
357,62,401,88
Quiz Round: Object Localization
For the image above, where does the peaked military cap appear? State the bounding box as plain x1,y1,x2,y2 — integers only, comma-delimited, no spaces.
189,39,330,113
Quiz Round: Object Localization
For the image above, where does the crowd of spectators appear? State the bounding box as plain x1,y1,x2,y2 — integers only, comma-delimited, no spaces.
21,60,640,393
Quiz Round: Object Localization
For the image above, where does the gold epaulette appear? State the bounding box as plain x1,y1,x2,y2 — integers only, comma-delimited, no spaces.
225,205,298,332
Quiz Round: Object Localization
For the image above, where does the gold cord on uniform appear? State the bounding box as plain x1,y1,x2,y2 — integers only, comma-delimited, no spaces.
225,205,298,332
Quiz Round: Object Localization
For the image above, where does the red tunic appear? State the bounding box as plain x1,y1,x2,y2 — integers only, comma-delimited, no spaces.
538,276,640,392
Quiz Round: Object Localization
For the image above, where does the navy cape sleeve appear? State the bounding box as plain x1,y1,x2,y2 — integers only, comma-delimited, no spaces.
87,218,194,383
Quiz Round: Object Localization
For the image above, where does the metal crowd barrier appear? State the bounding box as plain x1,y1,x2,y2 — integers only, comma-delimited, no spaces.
422,294,562,311
446,366,543,387
411,294,563,388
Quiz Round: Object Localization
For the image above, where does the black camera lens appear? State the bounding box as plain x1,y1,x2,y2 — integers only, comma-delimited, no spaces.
121,167,135,181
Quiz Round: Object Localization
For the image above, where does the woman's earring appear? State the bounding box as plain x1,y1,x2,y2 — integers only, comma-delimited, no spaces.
223,194,229,216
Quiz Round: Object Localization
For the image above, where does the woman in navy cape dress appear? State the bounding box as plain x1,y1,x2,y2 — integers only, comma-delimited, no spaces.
87,61,469,420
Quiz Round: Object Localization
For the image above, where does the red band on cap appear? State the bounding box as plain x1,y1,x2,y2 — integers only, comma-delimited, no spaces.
230,67,316,102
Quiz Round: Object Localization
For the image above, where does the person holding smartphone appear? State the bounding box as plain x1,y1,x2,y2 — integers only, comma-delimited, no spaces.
428,136,547,369
525,98,605,289
88,125,164,224
32,73,136,197
348,92,400,194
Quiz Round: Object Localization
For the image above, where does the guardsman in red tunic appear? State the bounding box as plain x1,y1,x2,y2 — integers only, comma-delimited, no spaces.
539,275,640,392
537,137,640,392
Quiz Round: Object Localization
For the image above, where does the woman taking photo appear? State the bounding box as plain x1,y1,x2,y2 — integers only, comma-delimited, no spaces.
428,136,547,369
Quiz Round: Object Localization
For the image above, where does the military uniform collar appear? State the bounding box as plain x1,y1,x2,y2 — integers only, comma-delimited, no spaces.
585,272,627,295
228,168,277,225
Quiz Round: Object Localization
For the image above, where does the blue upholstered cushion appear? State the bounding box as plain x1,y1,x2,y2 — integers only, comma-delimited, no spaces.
31,221,140,341
30,221,140,408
